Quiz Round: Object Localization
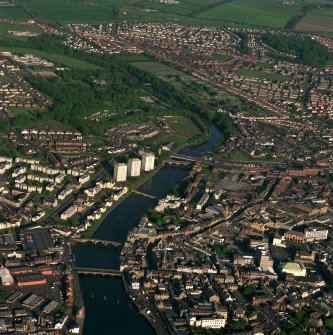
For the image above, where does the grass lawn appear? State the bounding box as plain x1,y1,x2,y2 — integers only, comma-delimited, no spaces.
0,47,100,70
236,69,291,82
211,54,232,62
163,134,189,146
229,152,253,161
256,62,272,68
0,74,14,84
10,107,39,117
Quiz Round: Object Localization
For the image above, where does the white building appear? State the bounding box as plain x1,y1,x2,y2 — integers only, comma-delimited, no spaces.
196,193,209,210
190,316,226,329
78,173,90,185
60,205,77,220
141,153,155,172
131,281,140,290
304,228,328,242
0,267,14,286
113,163,127,182
128,158,141,177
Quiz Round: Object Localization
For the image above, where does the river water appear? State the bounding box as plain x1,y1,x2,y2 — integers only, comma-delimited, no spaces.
73,125,222,335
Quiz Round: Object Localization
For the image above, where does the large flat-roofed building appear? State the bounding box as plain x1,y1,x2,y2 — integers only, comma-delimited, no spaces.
21,228,54,251
113,163,127,182
43,300,59,314
15,273,46,287
141,153,155,172
22,294,44,309
128,158,141,177
0,234,16,251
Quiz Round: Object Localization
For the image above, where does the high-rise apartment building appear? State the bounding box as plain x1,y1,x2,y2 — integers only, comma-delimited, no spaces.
113,163,127,182
128,158,141,177
141,153,155,172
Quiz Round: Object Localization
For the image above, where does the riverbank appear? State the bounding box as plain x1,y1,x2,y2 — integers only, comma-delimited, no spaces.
82,163,165,238
121,273,168,335
74,124,223,335
82,131,208,238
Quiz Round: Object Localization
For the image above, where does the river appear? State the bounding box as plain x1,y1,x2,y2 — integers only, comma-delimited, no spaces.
73,125,222,335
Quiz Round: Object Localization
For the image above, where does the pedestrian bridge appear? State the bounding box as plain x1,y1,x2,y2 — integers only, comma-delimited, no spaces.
73,238,122,248
132,190,157,199
75,267,122,277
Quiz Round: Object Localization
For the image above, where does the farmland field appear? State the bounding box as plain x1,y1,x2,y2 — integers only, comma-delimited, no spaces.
135,1,200,16
311,7,333,17
195,0,304,28
12,0,133,23
295,12,333,32
0,47,100,69
4,0,332,30
0,6,30,19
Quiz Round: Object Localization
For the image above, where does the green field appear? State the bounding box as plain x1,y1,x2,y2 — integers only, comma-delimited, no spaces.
0,23,42,41
0,47,100,69
236,69,291,82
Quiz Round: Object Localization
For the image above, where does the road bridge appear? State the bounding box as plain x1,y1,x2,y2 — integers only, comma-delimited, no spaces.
75,267,122,277
166,160,192,167
170,153,198,162
73,238,122,248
